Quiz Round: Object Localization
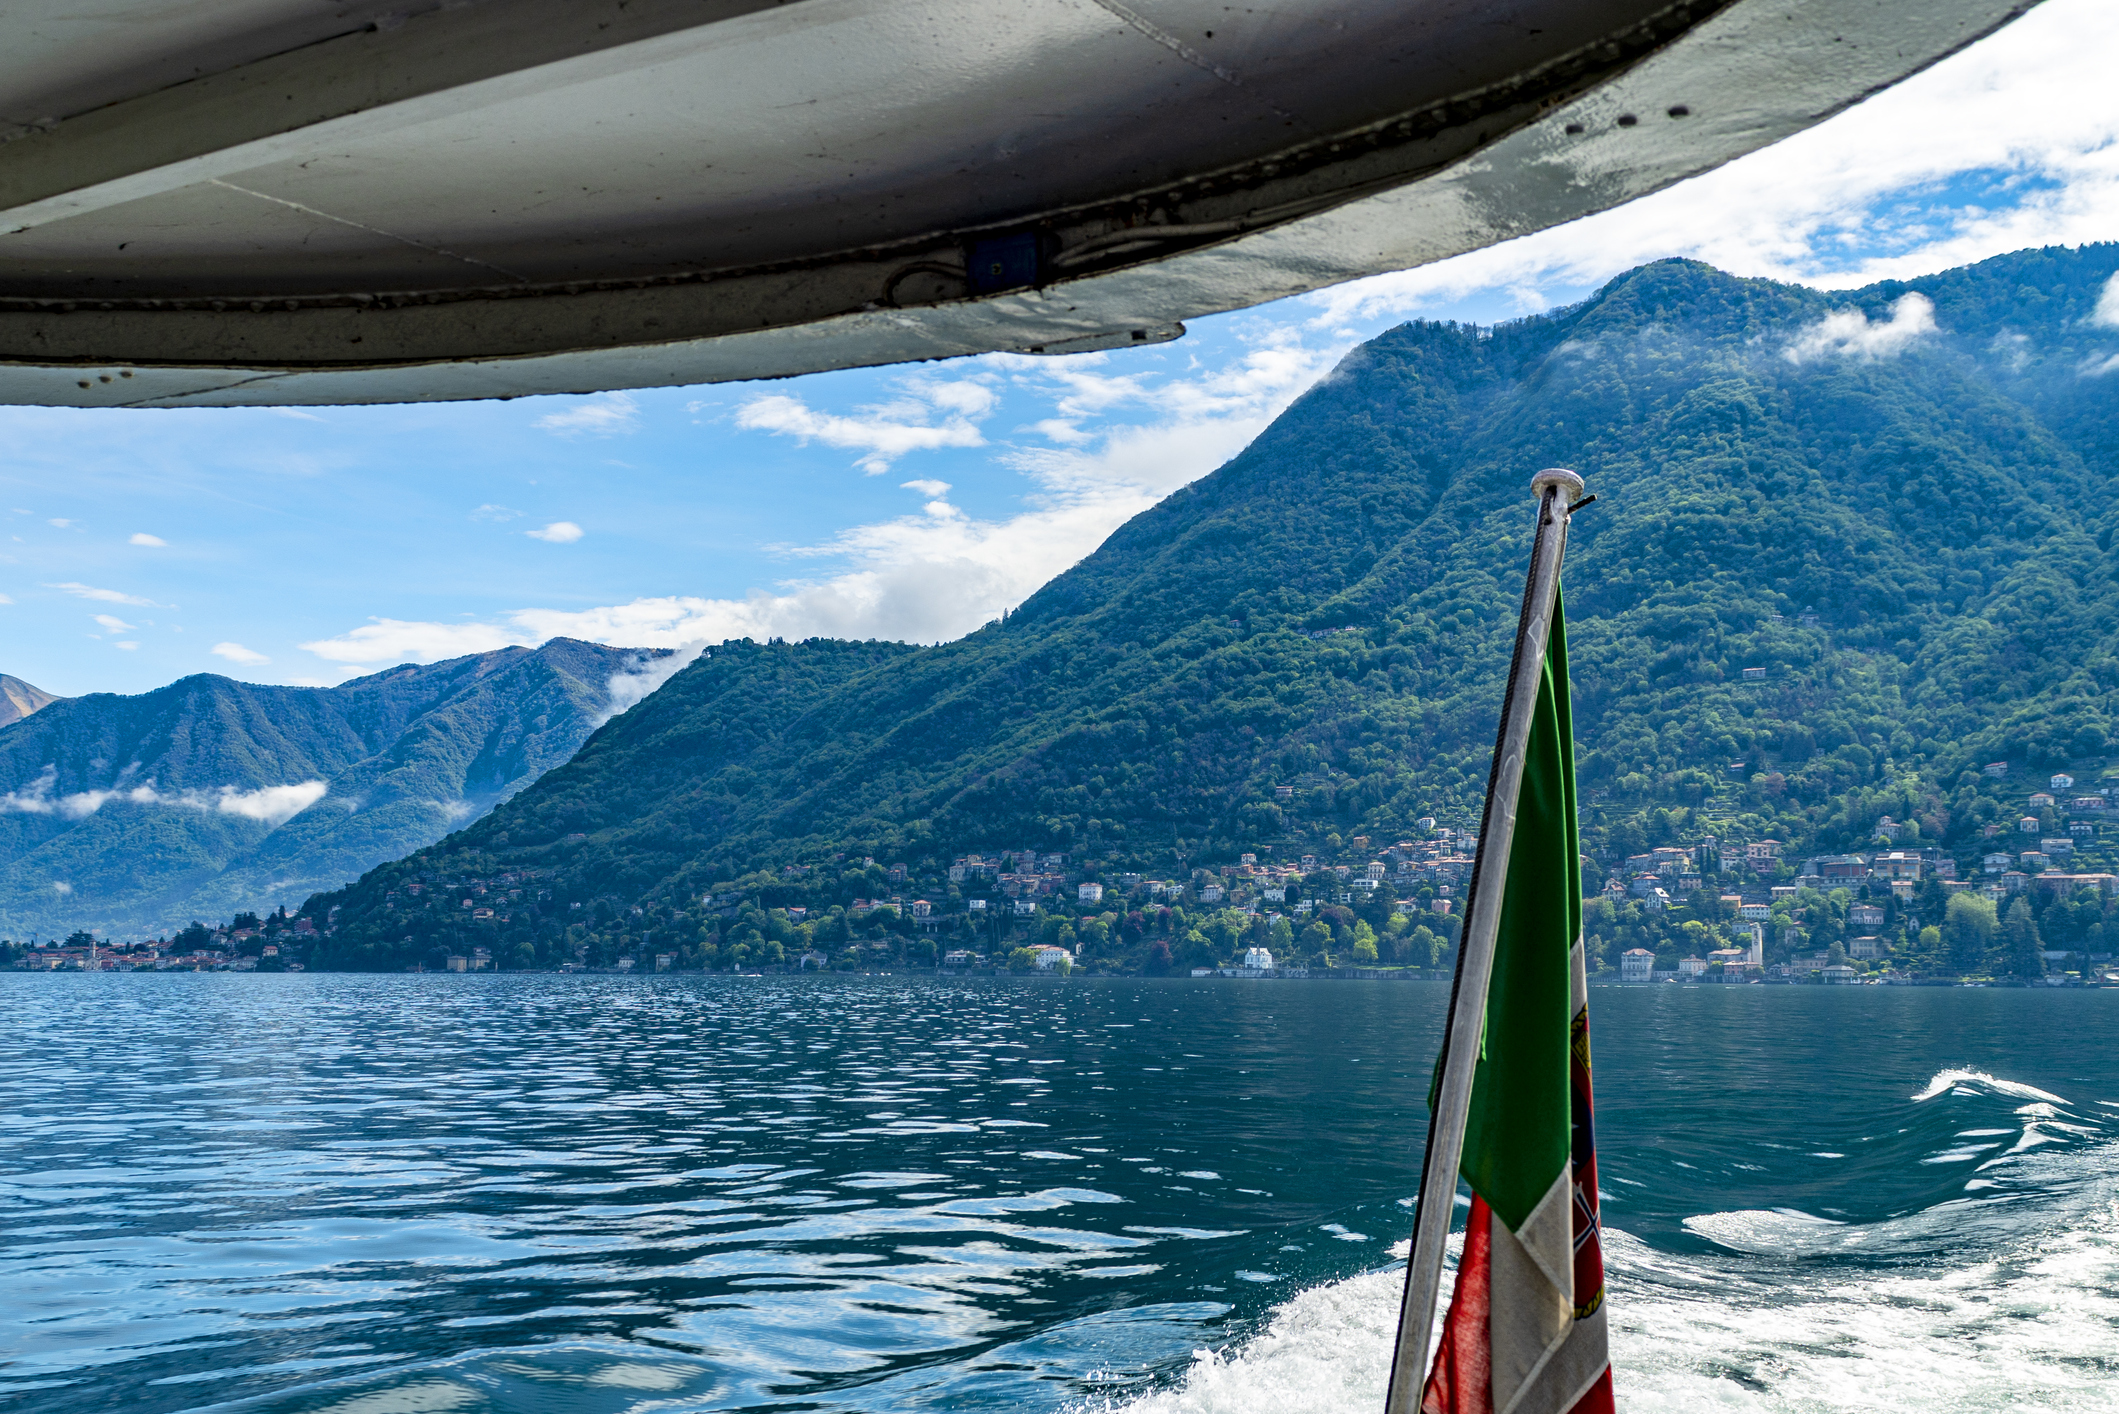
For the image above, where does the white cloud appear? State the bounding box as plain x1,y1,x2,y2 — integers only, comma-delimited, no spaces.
599,648,694,724
51,880,70,895
533,391,640,436
48,517,73,528
470,504,523,523
94,614,135,632
921,379,1000,418
114,641,139,651
211,641,271,666
1031,418,1094,445
2092,273,2119,329
526,520,584,543
129,532,167,546
215,782,330,823
1784,292,1940,364
510,597,762,646
299,618,524,664
996,333,1340,503
0,594,12,604
1306,0,2119,326
0,766,326,826
735,377,996,474
47,581,155,606
297,330,1337,660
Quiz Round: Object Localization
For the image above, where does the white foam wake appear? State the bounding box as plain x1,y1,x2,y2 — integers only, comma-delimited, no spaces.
1073,1268,1402,1414
1910,1068,2066,1104
1091,1160,2119,1414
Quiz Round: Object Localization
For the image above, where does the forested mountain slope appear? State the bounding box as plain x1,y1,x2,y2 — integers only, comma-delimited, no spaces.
309,245,2119,967
0,639,653,936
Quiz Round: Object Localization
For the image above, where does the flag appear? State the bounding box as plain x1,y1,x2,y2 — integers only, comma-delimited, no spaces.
1422,591,1610,1414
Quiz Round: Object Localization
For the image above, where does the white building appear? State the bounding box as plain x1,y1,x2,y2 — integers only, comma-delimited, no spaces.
1242,946,1274,970
1620,948,1655,982
1031,945,1073,970
2052,773,2076,792
1678,957,1708,977
1078,882,1104,903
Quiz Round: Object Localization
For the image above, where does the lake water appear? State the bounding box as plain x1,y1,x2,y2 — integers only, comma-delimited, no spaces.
3,975,2115,1413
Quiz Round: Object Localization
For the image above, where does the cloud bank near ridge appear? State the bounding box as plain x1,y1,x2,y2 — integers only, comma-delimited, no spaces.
0,767,327,826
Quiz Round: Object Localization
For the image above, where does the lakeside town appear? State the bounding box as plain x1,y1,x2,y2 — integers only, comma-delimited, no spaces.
10,763,2117,987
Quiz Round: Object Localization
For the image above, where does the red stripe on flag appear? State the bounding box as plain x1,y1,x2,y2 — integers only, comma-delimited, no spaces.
1567,1368,1614,1414
1568,1003,1613,1411
1420,1196,1493,1414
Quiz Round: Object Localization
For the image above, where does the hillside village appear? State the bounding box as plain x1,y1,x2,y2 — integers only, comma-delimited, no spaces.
12,762,2115,985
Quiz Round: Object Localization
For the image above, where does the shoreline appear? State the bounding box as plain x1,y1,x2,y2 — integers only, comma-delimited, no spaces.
6,967,2108,989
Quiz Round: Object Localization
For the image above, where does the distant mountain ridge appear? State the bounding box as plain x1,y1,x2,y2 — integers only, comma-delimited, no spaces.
303,243,2119,972
0,640,657,937
0,675,61,728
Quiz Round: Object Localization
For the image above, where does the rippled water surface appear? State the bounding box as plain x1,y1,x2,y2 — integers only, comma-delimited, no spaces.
4,975,2116,1412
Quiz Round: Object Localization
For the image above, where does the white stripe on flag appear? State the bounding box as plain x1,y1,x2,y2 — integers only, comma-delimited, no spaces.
1489,1169,1572,1414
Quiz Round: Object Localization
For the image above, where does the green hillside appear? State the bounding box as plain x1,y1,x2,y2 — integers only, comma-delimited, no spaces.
0,639,650,937
305,245,2119,974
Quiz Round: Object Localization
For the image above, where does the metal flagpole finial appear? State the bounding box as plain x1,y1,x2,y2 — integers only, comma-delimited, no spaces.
1530,467,1585,503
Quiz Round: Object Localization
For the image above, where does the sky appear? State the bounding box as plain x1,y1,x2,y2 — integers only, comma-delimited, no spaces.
3,0,2116,700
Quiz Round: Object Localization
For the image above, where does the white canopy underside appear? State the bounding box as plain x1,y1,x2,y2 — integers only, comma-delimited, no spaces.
0,0,2039,405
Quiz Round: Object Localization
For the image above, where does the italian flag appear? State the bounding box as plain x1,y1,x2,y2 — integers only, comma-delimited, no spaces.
1423,593,1611,1414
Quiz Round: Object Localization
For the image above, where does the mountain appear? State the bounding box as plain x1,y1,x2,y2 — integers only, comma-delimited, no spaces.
305,244,2119,972
0,640,658,937
0,675,62,728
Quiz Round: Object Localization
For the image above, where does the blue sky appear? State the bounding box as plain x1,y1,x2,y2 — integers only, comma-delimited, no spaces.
4,0,2116,700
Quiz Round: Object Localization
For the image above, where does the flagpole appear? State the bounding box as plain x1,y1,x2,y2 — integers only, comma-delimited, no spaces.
1385,468,1584,1414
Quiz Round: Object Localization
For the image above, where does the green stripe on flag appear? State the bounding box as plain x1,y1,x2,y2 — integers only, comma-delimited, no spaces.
1460,589,1582,1232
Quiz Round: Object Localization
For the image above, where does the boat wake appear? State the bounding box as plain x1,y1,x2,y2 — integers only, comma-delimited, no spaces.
1085,1068,2119,1413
